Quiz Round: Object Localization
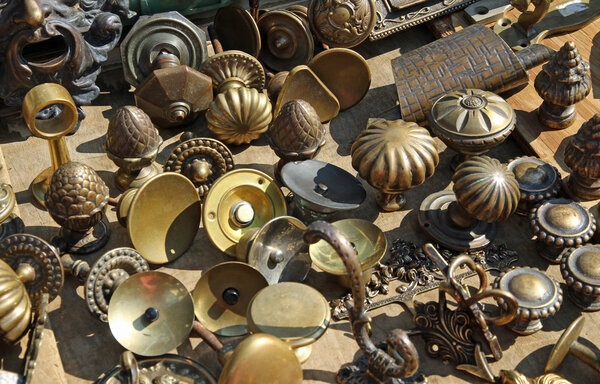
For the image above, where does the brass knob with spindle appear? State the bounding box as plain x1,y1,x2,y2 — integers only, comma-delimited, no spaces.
545,316,600,374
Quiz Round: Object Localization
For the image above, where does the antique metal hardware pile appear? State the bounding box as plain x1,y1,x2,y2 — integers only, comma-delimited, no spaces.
0,1,600,384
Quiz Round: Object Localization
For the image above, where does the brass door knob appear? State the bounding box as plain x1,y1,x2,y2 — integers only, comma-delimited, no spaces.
45,162,110,255
163,137,234,198
201,50,266,94
267,71,289,103
494,267,562,335
419,156,520,251
307,0,376,48
105,106,163,191
545,316,600,374
530,198,596,263
0,259,31,343
564,114,600,200
351,118,439,211
535,41,591,129
429,89,516,170
247,282,330,363
0,183,24,241
560,244,600,311
214,5,261,58
506,156,561,215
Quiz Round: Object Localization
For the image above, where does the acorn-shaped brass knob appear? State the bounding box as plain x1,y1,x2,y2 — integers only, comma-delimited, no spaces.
530,198,596,263
105,106,163,191
560,244,600,311
268,99,325,176
506,156,561,215
0,183,24,241
534,41,591,129
429,89,516,170
351,118,439,211
45,162,110,254
564,114,600,200
419,156,520,251
494,267,562,335
0,259,31,343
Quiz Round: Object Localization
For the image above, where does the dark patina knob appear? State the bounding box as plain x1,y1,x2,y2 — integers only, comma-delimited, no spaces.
45,162,110,254
105,106,163,191
506,156,561,215
494,267,562,335
564,114,600,200
561,244,600,311
530,198,596,263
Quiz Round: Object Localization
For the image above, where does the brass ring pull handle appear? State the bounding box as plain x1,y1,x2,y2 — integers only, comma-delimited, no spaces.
304,221,419,381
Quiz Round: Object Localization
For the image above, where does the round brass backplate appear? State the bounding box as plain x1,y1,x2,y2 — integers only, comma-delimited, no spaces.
127,173,201,264
192,261,268,336
309,48,371,110
308,0,376,48
203,169,287,256
214,5,261,58
107,271,195,356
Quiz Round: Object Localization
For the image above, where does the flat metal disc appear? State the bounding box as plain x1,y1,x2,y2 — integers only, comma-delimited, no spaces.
127,173,201,264
214,5,261,58
108,271,195,356
192,262,268,336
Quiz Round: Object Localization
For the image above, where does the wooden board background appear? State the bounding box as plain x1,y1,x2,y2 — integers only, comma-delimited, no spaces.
1,10,599,384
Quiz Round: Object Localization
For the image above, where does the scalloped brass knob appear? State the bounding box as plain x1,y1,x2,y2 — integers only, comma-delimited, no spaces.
545,316,600,374
45,162,110,255
105,106,163,191
429,89,516,170
352,118,439,211
201,50,266,94
0,183,24,242
307,0,376,48
419,155,520,251
506,156,561,215
530,198,596,263
564,114,600,200
494,267,562,335
0,259,31,343
560,244,600,311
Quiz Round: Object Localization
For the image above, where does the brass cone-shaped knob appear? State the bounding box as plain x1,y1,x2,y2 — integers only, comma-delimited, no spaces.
0,259,31,343
564,114,600,200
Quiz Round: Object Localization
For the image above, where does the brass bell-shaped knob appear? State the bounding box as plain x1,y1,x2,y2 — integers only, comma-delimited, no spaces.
506,156,561,215
560,244,600,311
419,155,520,251
564,114,600,200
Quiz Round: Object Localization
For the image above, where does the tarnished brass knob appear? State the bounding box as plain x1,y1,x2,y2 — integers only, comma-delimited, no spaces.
267,71,289,103
429,89,516,170
545,316,600,374
307,0,376,48
105,106,163,191
494,267,562,335
45,162,110,254
419,156,520,251
201,50,266,94
564,114,600,200
0,259,31,343
560,245,600,311
530,198,596,263
0,183,24,241
352,118,439,211
506,156,561,215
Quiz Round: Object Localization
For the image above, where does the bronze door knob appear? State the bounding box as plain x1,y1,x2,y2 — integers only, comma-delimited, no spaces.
545,316,600,374
506,156,561,215
494,267,562,335
419,156,520,251
0,183,24,241
0,259,31,343
564,114,600,200
201,50,266,94
530,198,596,263
560,244,600,311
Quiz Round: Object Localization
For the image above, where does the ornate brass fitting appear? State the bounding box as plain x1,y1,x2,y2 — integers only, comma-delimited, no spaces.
429,89,515,170
564,114,600,200
419,156,520,251
530,198,596,263
105,106,163,191
352,118,439,211
545,316,600,375
45,162,110,254
506,156,561,215
0,183,24,241
534,41,591,129
560,244,600,311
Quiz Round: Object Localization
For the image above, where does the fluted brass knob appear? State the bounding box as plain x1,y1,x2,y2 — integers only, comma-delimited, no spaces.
535,41,591,129
0,259,31,343
429,89,516,170
45,162,110,254
351,118,439,211
494,267,562,335
105,106,163,191
0,183,24,242
560,244,600,311
201,50,266,94
506,156,561,215
419,156,520,251
530,198,596,263
307,0,376,48
564,114,600,200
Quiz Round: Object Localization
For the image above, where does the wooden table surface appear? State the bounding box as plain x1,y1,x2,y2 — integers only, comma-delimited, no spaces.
1,9,599,384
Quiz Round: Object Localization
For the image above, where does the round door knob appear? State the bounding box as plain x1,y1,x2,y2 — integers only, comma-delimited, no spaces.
560,244,600,311
506,156,561,215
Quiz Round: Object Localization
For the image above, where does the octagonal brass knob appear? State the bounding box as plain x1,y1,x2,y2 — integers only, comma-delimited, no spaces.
506,156,561,215
561,244,600,311
494,267,562,335
419,155,520,251
564,114,600,200
530,198,596,263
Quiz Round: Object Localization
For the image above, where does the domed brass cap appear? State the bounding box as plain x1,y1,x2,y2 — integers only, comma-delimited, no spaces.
530,198,596,263
506,156,561,215
308,0,376,48
201,50,266,94
352,118,439,211
561,244,600,311
0,259,31,343
564,114,600,200
494,267,562,335
206,87,273,145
